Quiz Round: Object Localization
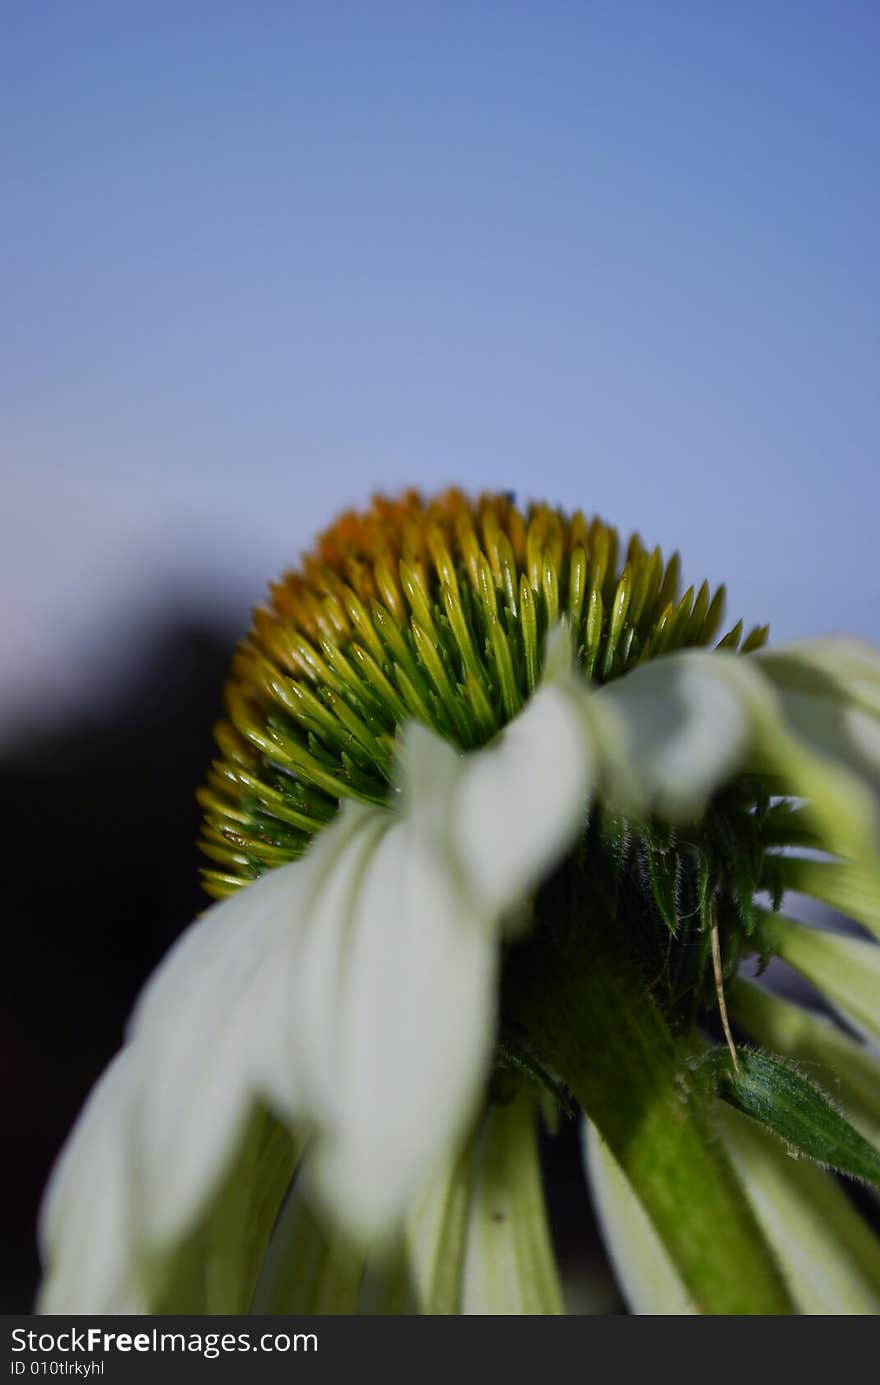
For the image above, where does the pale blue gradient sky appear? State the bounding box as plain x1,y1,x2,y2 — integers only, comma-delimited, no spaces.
2,3,878,724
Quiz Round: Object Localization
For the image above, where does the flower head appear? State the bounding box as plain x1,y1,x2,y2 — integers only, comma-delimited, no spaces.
200,489,760,895
38,490,880,1315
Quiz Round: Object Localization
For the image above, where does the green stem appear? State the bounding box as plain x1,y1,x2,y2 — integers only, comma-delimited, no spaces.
506,915,795,1315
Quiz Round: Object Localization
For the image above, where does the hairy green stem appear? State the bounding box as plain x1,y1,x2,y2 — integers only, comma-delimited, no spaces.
506,912,794,1315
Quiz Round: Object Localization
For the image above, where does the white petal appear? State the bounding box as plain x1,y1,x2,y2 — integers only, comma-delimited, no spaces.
130,804,379,1250
38,1048,145,1314
256,1130,473,1312
358,1137,475,1313
151,1109,305,1314
249,807,390,1130
777,855,880,943
38,802,382,1312
719,1106,880,1314
759,913,880,1046
129,881,293,1246
588,652,752,822
461,1095,564,1315
754,638,880,718
747,640,880,904
272,1138,475,1315
275,667,593,1238
236,739,491,1242
449,680,594,922
770,687,880,803
394,1136,474,1313
250,1177,364,1314
583,638,880,907
299,793,499,1237
583,1120,697,1315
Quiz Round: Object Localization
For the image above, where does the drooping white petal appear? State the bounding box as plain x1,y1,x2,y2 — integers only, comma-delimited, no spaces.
393,1136,474,1314
37,805,385,1313
581,638,880,914
299,679,593,1238
764,681,880,842
746,641,880,911
250,1176,364,1314
729,980,880,1148
248,807,390,1133
303,1130,479,1312
297,775,499,1237
758,913,880,1047
461,1094,564,1315
38,1048,145,1314
587,652,752,823
766,686,880,823
253,647,593,1241
149,1108,305,1314
288,1137,475,1315
583,1121,697,1315
129,804,379,1250
754,638,880,719
719,1106,880,1314
450,678,593,923
776,854,880,943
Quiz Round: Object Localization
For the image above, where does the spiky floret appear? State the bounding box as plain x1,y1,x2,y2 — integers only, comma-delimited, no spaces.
198,489,768,900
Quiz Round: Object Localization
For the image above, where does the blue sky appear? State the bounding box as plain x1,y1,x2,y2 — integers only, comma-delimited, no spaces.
2,3,878,724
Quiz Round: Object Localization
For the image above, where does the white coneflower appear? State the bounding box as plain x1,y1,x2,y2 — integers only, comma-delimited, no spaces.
39,491,880,1315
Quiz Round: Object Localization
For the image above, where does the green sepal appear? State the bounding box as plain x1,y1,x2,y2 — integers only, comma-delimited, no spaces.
715,1048,880,1188
596,808,631,884
643,833,680,933
730,851,758,934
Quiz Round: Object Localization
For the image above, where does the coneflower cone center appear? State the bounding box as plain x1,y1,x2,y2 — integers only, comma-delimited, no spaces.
199,488,780,1029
